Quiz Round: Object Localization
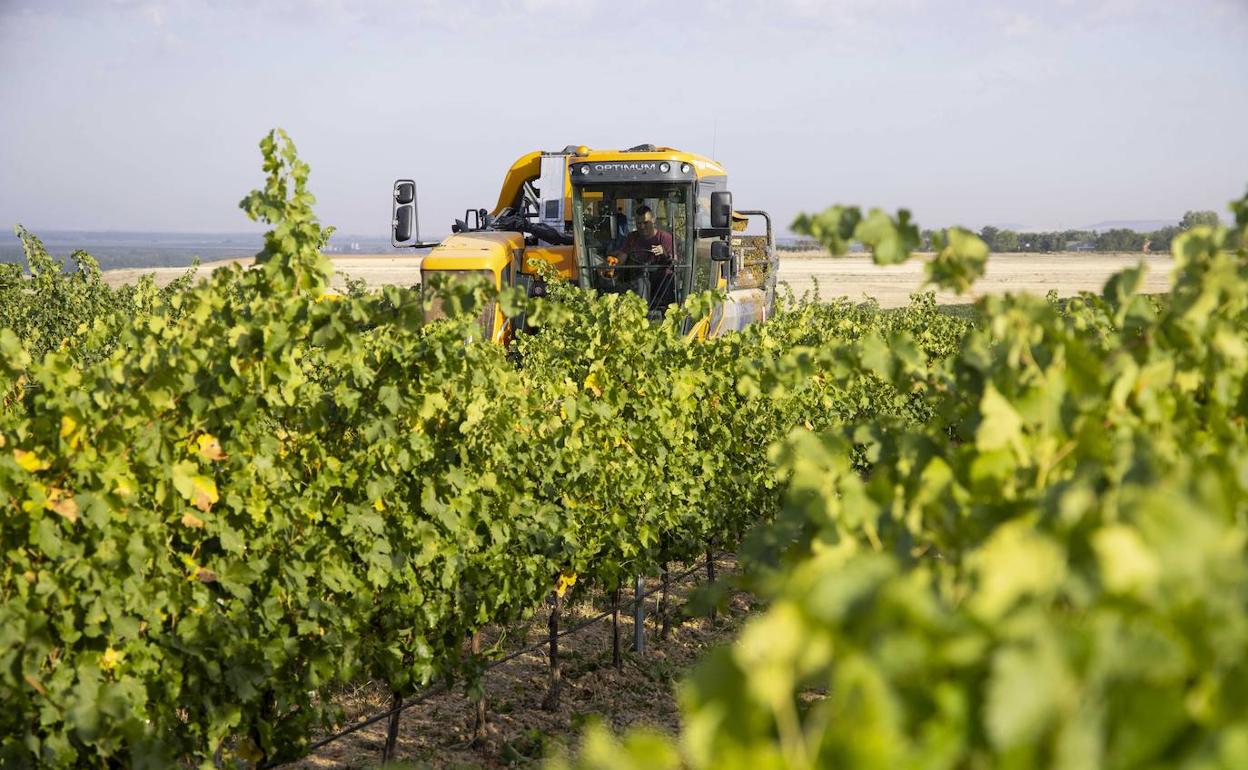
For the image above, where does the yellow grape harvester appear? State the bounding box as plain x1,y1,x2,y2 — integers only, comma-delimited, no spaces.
391,144,778,342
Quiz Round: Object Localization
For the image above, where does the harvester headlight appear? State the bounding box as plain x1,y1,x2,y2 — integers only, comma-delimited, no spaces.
659,162,670,173
680,163,691,173
579,166,589,175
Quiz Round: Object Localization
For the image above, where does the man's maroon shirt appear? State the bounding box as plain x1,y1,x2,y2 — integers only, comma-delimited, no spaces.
619,229,675,266
617,228,677,307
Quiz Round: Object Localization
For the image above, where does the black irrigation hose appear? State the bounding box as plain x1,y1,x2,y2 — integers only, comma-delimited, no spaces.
269,553,721,767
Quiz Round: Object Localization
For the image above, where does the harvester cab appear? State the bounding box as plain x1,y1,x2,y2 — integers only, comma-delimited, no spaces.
391,144,777,342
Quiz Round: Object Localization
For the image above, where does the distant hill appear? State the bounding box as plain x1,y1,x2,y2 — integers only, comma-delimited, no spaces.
0,230,408,271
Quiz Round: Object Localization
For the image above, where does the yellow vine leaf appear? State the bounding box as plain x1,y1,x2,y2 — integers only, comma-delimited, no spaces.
555,569,578,598
373,499,386,512
584,371,603,397
182,555,217,583
195,433,228,461
100,647,123,672
190,476,219,512
174,462,219,511
14,449,50,473
181,512,205,529
45,488,79,524
59,415,82,450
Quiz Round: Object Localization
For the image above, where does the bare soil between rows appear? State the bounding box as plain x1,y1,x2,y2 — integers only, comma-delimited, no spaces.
280,554,752,770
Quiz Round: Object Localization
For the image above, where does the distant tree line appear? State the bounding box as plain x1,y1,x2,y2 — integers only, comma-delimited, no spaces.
923,210,1221,254
777,238,824,252
782,211,1221,254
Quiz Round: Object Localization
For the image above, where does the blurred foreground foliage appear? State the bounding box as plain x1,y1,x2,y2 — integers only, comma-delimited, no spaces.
553,194,1248,769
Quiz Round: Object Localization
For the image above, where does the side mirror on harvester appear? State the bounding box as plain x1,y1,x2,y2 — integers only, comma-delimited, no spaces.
711,241,731,262
710,191,733,229
392,179,419,246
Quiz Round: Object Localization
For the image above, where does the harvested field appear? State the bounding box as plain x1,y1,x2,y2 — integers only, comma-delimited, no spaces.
774,250,1173,307
101,251,1176,307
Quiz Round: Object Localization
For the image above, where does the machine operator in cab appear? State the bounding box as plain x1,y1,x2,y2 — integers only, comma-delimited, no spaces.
613,205,677,310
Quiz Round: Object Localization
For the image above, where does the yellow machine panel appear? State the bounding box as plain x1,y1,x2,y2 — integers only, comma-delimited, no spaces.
420,231,524,273
419,232,526,345
520,246,576,280
490,146,727,223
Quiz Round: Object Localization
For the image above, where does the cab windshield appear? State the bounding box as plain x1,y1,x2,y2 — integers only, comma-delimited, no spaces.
572,183,694,320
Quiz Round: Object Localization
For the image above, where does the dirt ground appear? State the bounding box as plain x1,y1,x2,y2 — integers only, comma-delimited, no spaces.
279,555,752,770
101,251,1175,309
773,249,1173,308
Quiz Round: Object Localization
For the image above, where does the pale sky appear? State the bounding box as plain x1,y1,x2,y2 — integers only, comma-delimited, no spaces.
2,0,1246,237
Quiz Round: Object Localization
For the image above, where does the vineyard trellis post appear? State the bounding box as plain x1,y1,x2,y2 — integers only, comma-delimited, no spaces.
471,631,486,746
633,574,645,652
659,564,671,640
611,587,622,670
542,591,562,711
706,544,717,622
382,690,402,761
